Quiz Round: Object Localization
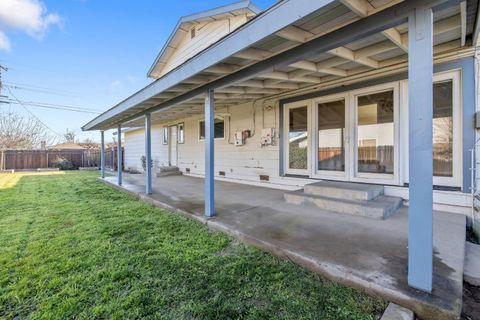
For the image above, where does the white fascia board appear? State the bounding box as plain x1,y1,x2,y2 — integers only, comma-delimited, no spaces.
82,0,337,131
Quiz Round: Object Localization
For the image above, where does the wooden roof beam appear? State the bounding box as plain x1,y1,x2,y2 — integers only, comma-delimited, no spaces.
261,71,321,84
460,1,467,46
233,48,272,60
328,46,379,68
290,60,347,76
277,26,379,69
339,0,407,52
234,44,345,77
204,64,240,74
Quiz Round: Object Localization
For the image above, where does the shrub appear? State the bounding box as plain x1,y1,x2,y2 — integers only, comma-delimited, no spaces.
140,155,153,172
51,157,74,170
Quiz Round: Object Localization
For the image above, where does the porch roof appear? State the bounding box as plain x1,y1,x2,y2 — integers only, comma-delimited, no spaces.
82,0,477,132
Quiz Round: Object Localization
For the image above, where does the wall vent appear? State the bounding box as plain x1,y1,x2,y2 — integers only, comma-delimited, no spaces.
219,171,226,176
259,175,269,181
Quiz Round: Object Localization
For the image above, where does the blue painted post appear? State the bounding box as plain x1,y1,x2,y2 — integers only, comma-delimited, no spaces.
407,6,433,293
100,131,105,179
117,124,123,186
145,113,152,195
204,89,215,217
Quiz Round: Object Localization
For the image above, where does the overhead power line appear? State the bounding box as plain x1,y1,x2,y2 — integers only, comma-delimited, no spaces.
6,86,63,138
5,100,101,114
5,84,77,97
4,81,78,95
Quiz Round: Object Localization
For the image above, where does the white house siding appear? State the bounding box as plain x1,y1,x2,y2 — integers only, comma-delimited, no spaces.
159,15,248,77
124,125,169,172
177,101,280,183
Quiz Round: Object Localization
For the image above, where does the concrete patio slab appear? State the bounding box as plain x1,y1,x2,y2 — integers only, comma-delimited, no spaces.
101,173,466,320
464,242,480,286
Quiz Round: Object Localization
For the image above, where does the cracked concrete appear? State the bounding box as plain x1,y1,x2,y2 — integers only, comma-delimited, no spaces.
102,173,465,320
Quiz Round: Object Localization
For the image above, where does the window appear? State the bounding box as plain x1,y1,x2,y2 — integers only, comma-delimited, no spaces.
199,119,224,140
288,106,308,170
190,27,196,39
356,90,395,175
317,99,345,172
162,127,168,145
178,123,185,144
433,80,453,177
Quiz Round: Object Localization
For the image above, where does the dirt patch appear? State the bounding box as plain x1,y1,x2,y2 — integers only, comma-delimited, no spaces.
462,282,480,320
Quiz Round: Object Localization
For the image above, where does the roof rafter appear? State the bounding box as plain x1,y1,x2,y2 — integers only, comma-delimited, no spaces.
276,25,381,69
339,0,407,51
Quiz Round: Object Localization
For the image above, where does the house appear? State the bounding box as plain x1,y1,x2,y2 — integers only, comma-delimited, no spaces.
83,0,480,300
48,142,100,150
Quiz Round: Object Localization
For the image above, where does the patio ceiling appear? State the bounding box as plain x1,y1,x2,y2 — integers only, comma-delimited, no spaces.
82,0,476,131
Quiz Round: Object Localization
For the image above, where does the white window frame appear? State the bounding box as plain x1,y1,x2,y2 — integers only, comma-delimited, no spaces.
401,69,462,187
198,118,226,141
349,82,401,185
162,127,168,145
178,122,185,144
311,93,349,181
283,100,312,176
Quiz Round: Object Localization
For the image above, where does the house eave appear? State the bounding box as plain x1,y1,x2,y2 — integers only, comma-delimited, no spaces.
145,0,263,79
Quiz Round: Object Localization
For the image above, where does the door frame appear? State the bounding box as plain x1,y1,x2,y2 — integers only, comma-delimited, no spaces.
283,100,312,176
401,69,462,187
348,81,400,185
168,125,178,166
311,92,350,181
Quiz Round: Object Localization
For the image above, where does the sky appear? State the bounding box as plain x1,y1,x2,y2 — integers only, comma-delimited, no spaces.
0,0,276,144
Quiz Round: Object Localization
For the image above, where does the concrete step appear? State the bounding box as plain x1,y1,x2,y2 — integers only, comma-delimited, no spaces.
156,166,182,177
156,170,182,177
304,181,384,201
158,166,180,173
284,191,402,219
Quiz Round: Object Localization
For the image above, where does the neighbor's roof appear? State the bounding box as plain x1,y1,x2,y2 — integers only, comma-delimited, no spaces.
147,0,262,78
49,142,100,150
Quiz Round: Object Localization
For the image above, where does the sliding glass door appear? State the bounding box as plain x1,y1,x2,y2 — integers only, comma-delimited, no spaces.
312,94,348,180
352,83,399,184
284,101,310,175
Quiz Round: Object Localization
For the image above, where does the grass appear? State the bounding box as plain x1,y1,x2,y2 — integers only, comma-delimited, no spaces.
0,171,387,319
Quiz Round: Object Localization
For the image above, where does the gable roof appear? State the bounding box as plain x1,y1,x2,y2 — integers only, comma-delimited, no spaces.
147,0,262,78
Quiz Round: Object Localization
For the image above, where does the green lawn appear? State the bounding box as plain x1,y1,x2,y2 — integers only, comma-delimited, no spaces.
0,171,386,319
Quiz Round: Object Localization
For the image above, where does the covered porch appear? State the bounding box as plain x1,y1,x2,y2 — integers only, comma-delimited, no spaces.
83,0,479,318
102,172,465,320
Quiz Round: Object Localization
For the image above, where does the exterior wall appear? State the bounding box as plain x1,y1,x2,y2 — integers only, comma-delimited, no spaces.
177,101,280,183
159,14,248,77
122,57,476,216
124,125,169,172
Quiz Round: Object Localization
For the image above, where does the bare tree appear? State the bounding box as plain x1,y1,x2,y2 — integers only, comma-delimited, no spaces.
63,129,76,143
80,137,100,149
0,110,55,150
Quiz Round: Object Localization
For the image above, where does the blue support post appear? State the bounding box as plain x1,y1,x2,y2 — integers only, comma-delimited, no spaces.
117,124,123,186
100,131,105,179
407,6,433,293
145,113,152,195
204,89,215,217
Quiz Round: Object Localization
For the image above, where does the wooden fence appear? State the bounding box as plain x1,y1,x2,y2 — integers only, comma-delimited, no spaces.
0,148,123,170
